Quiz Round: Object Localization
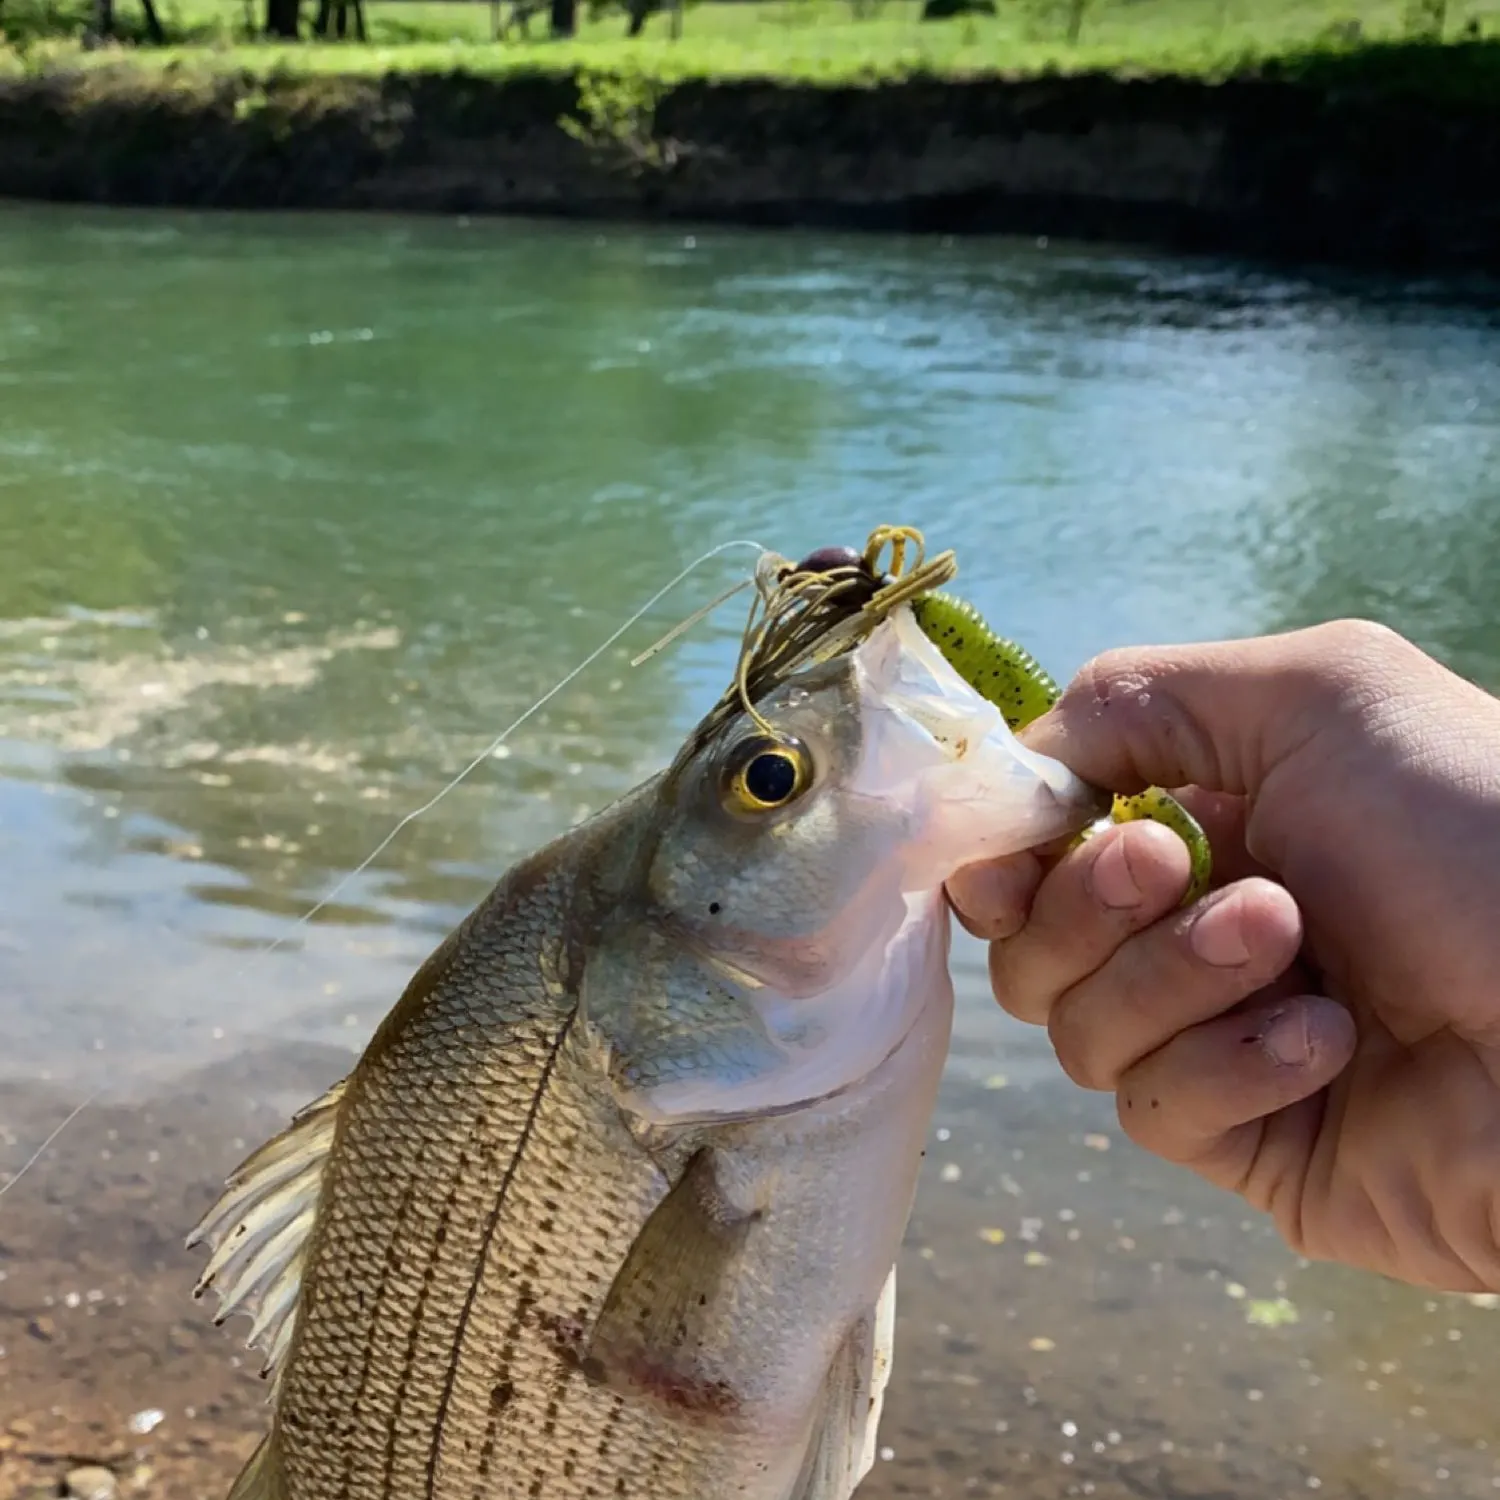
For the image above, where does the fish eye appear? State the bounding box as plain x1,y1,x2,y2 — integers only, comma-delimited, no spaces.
722,735,812,814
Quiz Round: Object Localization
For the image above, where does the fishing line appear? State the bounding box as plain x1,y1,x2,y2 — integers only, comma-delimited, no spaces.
254,538,766,954
0,536,767,1205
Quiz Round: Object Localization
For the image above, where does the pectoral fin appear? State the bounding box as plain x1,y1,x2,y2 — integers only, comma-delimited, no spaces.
789,1266,897,1500
579,1147,760,1417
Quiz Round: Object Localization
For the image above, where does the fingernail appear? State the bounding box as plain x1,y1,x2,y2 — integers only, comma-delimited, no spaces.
1088,832,1142,910
1190,894,1250,967
1261,1008,1311,1067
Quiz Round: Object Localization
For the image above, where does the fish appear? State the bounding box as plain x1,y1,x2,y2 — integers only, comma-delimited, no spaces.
188,530,1106,1500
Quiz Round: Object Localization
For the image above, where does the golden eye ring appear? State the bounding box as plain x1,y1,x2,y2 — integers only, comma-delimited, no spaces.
722,735,812,814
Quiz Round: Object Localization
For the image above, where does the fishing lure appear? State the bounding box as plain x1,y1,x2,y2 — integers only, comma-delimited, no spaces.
910,590,1212,904
716,528,1210,907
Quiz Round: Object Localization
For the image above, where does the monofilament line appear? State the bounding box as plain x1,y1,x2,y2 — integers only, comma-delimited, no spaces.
0,1099,93,1199
255,537,767,955
0,536,767,1205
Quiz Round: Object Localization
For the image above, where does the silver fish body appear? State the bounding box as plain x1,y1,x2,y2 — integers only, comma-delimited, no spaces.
191,604,1101,1500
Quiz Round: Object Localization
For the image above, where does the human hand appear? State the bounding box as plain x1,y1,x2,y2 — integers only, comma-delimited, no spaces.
948,621,1500,1292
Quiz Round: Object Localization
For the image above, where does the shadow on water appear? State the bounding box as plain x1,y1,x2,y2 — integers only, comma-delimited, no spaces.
1,203,1498,1497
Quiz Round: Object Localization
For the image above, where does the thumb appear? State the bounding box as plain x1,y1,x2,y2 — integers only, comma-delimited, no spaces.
1018,620,1414,801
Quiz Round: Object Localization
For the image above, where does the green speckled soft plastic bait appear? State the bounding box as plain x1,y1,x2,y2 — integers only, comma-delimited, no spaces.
910,590,1212,905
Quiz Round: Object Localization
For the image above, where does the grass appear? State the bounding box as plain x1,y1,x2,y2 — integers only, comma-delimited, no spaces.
0,0,1498,91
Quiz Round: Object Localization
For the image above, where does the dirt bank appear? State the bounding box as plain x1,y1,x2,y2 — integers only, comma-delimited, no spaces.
1,48,1499,269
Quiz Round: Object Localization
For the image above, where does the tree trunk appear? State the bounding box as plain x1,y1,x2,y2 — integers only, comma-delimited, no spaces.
92,0,113,38
264,0,299,39
625,0,650,33
312,0,331,34
549,0,575,34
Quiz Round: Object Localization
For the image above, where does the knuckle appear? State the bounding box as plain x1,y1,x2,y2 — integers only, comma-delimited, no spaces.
1068,649,1227,792
1293,618,1420,704
1073,645,1142,695
1071,646,1168,716
986,940,1050,1023
1116,1075,1212,1169
1306,616,1406,661
1047,1001,1113,1091
1049,917,1219,1094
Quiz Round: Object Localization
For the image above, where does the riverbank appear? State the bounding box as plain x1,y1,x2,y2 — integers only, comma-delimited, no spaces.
1,38,1499,269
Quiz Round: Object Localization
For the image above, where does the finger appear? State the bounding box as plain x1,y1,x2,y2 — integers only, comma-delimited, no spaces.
1046,877,1304,1091
988,819,1191,1026
948,852,1042,942
1017,619,1427,804
1115,994,1357,1190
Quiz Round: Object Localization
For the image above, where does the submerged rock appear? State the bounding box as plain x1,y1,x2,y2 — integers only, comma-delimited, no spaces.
63,1466,118,1500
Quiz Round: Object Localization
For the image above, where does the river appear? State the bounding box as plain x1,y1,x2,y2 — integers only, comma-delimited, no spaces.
1,202,1497,1499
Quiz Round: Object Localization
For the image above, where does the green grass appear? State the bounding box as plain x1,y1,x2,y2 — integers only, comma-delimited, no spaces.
1,0,1498,90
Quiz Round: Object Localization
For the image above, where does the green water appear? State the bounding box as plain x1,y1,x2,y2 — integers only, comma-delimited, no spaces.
2,202,1496,1084
1,203,1498,1498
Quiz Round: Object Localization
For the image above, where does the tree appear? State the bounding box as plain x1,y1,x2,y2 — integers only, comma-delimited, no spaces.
264,0,300,38
624,0,682,34
87,0,163,44
312,0,366,39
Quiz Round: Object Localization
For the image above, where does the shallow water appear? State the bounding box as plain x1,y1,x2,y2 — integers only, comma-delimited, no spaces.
1,203,1498,1499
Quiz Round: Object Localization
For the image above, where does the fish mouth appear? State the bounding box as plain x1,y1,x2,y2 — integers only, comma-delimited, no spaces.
849,609,1108,884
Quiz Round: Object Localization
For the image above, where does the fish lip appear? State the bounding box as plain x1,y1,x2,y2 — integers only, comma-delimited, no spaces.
849,610,1107,860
